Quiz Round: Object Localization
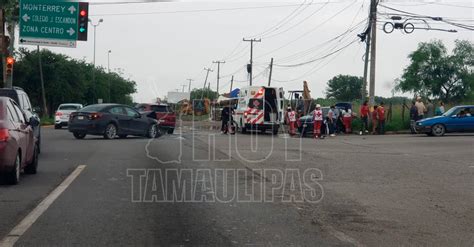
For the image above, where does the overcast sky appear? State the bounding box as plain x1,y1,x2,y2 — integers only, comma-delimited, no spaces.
18,0,473,102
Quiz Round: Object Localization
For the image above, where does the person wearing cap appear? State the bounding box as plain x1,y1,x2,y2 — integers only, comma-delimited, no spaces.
313,104,324,139
415,97,426,120
286,106,297,136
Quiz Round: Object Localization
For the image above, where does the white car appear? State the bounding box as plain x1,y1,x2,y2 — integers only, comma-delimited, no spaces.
55,103,83,129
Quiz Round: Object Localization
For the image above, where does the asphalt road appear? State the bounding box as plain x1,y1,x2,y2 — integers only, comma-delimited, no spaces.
0,123,473,246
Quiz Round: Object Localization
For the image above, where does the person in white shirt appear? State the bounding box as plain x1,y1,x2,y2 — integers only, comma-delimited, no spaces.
286,106,297,136
341,107,353,134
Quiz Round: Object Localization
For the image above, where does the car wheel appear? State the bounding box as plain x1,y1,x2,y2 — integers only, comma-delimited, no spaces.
25,144,39,174
118,134,128,139
6,153,21,185
54,124,61,129
167,128,175,134
431,124,445,137
147,124,158,138
104,124,117,139
73,132,86,139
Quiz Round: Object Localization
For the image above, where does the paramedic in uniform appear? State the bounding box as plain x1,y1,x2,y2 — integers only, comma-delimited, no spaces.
286,106,297,136
313,104,324,139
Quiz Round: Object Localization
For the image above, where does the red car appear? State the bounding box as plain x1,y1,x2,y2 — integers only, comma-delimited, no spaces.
136,104,176,134
0,97,39,184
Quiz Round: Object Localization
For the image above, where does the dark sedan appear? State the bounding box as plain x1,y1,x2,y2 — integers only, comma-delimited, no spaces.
68,104,160,139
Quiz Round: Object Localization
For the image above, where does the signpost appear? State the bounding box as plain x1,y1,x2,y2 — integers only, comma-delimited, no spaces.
19,0,88,48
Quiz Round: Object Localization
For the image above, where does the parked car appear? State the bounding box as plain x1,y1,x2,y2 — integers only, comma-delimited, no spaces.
68,104,160,139
297,107,330,136
0,97,40,184
136,103,176,134
416,105,474,136
0,87,41,152
55,103,83,129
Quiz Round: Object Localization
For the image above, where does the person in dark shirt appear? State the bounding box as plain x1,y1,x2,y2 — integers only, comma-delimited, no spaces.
409,101,418,134
221,106,231,134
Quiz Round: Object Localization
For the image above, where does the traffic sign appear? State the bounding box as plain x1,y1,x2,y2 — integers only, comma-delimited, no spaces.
19,0,87,47
19,37,76,48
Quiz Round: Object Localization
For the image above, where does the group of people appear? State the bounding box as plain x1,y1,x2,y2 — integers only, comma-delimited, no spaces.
409,97,446,133
286,100,387,139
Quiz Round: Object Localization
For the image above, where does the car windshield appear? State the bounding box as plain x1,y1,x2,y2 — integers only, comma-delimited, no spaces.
59,105,81,110
442,107,459,117
79,105,105,112
150,105,169,112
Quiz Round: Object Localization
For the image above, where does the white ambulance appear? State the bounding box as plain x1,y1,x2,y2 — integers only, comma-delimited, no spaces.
233,86,285,135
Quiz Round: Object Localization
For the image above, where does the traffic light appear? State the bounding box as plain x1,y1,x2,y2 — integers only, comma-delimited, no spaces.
77,2,89,41
6,57,14,76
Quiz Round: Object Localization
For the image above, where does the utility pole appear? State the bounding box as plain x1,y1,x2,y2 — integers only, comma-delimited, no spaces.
268,58,274,87
187,79,194,92
243,38,261,86
368,0,378,105
212,60,225,95
1,9,6,87
361,29,371,102
89,18,103,103
230,75,234,93
37,46,48,116
181,84,187,92
107,50,111,103
201,67,213,99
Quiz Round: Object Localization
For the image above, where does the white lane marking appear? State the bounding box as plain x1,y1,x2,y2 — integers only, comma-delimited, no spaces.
0,165,86,247
325,226,365,247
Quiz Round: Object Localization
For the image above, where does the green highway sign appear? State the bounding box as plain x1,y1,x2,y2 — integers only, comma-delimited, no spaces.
19,0,80,42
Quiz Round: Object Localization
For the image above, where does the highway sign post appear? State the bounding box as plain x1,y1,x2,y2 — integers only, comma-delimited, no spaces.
19,1,89,48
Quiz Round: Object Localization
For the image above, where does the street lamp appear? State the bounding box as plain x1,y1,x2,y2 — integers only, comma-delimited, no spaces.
108,50,112,103
88,18,103,103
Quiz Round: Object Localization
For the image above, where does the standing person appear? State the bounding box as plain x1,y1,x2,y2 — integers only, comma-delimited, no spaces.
415,97,426,120
426,99,435,118
377,102,386,135
342,106,353,134
221,105,230,134
409,101,418,134
371,105,379,134
359,101,370,135
286,106,297,136
327,105,337,137
313,104,324,139
436,101,445,116
296,96,305,118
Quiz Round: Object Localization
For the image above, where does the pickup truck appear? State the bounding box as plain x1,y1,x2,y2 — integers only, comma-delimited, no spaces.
136,103,176,134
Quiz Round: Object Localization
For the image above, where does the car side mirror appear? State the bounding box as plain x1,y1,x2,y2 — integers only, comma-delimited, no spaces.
451,115,458,118
28,117,40,127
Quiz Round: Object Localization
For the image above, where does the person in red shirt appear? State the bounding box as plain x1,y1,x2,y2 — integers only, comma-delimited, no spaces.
377,102,386,135
371,105,378,135
359,100,369,135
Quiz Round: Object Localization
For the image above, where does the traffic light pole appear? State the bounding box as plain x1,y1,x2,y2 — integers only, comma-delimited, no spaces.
1,9,5,87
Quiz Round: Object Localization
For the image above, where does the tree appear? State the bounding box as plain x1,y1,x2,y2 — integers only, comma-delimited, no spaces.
190,88,218,101
13,48,136,116
396,39,474,102
325,74,363,101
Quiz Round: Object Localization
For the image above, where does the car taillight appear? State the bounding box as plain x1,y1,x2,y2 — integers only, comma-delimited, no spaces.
88,112,103,120
55,112,63,116
0,129,9,142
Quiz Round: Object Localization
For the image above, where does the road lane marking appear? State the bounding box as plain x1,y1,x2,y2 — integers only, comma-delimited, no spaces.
0,165,86,247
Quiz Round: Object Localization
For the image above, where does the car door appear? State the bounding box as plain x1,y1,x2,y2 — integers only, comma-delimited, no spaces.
460,107,474,132
109,106,131,134
7,101,31,166
124,107,148,135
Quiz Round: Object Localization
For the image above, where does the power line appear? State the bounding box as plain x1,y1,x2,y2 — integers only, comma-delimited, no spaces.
254,0,359,60
90,2,345,16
